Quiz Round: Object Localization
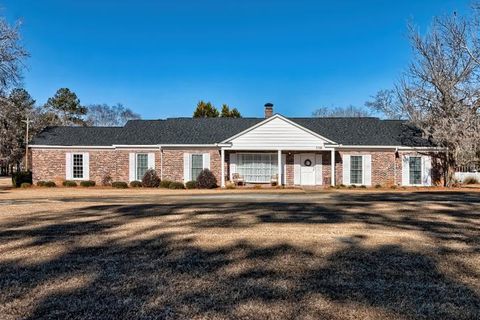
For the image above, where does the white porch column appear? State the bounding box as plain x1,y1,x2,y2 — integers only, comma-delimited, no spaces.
331,149,335,186
221,148,225,188
277,149,282,185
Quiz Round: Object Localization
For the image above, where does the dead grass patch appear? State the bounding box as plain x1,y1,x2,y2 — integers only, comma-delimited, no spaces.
0,191,479,319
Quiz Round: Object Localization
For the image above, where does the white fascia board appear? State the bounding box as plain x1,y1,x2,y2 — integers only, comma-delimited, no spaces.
159,144,219,148
220,114,337,144
328,144,446,151
224,146,326,151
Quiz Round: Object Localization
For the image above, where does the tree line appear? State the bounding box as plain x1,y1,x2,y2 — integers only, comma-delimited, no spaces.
313,5,480,184
0,18,141,174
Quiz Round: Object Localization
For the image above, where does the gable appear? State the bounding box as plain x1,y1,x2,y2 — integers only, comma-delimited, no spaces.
223,115,334,150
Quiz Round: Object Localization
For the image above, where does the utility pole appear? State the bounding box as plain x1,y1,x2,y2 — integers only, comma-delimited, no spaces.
21,116,33,171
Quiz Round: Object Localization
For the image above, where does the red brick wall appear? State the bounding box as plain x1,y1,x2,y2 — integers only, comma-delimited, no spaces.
32,149,67,184
31,148,222,185
31,148,442,187
161,149,221,183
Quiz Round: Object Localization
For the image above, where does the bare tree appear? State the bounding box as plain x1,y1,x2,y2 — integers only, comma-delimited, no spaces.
0,89,35,171
364,89,408,120
85,103,141,126
312,105,371,117
0,18,28,93
365,9,480,185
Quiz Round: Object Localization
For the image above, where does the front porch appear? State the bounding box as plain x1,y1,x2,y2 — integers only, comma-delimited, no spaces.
219,149,337,188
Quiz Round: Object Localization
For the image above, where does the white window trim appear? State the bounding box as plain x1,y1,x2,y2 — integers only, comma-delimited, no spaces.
135,153,149,181
71,153,85,180
408,156,423,187
350,155,364,185
190,153,204,181
237,152,278,183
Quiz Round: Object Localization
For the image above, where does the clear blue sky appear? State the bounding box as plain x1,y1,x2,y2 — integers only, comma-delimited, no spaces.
2,0,471,119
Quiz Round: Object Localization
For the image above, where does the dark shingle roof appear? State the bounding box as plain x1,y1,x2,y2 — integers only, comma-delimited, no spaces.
32,126,123,146
32,116,434,147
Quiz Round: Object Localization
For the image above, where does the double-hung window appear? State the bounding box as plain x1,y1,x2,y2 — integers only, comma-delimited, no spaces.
409,156,422,185
136,153,149,180
350,156,363,184
72,154,84,179
191,154,204,180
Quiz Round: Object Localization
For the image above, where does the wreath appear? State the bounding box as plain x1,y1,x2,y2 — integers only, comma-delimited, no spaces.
304,159,312,166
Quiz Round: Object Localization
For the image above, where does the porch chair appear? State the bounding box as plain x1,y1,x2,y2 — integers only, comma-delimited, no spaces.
271,174,279,186
232,173,245,186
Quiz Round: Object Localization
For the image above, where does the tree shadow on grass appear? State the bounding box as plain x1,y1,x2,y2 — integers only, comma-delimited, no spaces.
0,194,479,318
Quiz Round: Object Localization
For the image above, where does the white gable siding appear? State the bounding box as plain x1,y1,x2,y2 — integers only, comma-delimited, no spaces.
228,117,327,150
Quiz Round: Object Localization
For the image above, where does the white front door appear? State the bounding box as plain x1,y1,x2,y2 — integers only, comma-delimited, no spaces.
300,154,315,185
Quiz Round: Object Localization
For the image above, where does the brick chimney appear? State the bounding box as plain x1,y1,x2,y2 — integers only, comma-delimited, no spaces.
264,103,273,118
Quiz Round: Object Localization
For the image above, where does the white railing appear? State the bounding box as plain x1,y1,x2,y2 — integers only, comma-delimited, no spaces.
454,164,480,183
456,164,479,173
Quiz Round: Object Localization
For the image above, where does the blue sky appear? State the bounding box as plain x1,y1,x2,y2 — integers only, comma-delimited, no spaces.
2,0,471,118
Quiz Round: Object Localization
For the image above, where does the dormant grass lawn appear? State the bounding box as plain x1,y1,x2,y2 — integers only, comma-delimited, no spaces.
0,184,479,319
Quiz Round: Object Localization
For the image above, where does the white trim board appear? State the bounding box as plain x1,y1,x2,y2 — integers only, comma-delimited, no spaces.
221,114,336,144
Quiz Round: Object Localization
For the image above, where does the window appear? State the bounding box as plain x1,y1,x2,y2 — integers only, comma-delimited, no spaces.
73,154,84,179
191,154,203,180
350,156,363,184
136,153,148,180
409,157,422,185
237,153,278,183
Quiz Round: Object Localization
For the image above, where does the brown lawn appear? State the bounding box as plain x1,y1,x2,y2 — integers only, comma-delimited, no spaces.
0,186,479,319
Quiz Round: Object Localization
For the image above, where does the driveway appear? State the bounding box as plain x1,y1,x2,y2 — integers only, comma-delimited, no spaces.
0,190,479,319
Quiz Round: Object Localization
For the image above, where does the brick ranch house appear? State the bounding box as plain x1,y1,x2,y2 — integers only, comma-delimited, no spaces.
30,104,443,188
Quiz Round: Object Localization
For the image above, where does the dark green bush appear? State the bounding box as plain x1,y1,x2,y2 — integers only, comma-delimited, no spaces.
37,181,47,187
45,181,56,188
196,169,217,189
12,171,32,188
374,184,382,188
185,180,197,189
63,180,77,187
339,184,346,188
359,185,367,189
348,184,357,189
390,185,397,189
112,181,128,189
142,169,160,187
130,180,143,188
20,182,32,188
80,180,96,187
169,182,185,189
159,180,172,188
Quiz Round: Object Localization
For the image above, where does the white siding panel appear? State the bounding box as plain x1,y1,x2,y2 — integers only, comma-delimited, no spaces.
183,153,191,182
83,152,90,180
401,155,409,186
422,156,432,186
343,155,350,185
148,153,155,170
129,153,135,182
363,154,372,186
203,153,210,170
65,153,72,180
229,117,327,149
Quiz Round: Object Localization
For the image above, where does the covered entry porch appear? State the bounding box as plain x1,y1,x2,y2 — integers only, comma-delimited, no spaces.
217,113,339,187
219,149,336,187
